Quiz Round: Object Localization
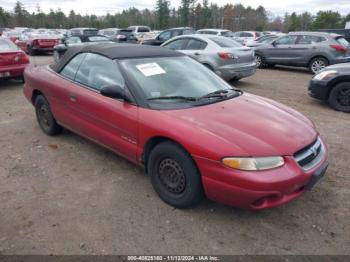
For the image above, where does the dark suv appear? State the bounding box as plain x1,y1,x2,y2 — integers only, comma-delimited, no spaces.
254,32,350,74
142,27,195,46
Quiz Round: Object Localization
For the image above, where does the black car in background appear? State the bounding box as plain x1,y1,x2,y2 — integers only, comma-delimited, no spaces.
309,63,350,112
53,35,111,62
98,28,138,43
142,27,195,46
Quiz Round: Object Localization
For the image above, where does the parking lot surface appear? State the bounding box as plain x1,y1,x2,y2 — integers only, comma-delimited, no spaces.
0,55,349,255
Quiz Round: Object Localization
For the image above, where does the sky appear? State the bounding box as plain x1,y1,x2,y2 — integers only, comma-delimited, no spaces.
1,0,350,17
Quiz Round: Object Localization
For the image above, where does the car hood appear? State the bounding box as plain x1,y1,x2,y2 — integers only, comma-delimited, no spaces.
323,62,350,71
162,93,317,157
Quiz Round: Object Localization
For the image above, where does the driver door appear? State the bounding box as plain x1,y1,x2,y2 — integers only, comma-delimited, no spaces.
58,53,139,162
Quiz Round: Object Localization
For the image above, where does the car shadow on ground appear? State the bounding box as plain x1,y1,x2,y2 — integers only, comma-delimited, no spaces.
264,65,311,75
0,79,23,91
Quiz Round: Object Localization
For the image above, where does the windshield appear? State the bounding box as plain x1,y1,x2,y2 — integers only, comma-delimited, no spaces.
120,56,238,104
336,37,349,46
261,37,277,43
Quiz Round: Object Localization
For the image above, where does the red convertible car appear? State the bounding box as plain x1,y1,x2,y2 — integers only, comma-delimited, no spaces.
16,34,60,55
0,38,29,80
23,44,329,210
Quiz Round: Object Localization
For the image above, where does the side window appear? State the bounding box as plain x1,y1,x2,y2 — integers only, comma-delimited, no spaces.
60,53,86,80
172,30,181,37
75,53,125,91
297,35,312,44
158,31,172,42
164,39,188,50
311,36,326,43
185,39,207,50
275,35,297,45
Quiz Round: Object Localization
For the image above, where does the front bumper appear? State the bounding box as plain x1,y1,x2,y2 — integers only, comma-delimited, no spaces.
308,79,330,101
193,139,328,210
216,62,256,81
0,64,27,79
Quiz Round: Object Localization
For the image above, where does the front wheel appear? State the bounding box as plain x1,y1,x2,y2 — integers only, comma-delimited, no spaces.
35,95,63,135
309,57,328,74
328,82,350,113
147,141,204,208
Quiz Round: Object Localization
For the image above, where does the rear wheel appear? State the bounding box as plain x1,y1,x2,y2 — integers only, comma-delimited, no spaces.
309,57,328,74
255,54,265,68
28,45,36,56
147,141,204,208
328,82,350,113
34,95,63,135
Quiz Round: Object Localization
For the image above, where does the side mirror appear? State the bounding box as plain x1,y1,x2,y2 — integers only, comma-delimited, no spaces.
272,41,278,46
100,85,131,102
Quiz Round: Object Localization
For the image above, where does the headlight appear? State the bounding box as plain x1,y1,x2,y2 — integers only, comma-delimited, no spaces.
313,70,338,80
222,156,284,171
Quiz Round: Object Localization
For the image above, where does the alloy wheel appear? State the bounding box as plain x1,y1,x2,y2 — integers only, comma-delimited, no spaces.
255,55,262,67
336,86,350,106
311,59,326,74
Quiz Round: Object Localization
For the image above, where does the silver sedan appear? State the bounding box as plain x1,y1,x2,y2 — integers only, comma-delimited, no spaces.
161,34,256,81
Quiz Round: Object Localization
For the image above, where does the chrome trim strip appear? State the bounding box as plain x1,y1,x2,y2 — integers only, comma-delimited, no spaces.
294,138,325,171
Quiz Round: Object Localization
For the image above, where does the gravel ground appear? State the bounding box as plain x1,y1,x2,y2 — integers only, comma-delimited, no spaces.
0,55,349,255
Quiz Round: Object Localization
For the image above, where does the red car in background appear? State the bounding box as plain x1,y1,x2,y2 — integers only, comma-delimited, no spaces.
0,38,29,81
16,33,60,55
23,44,329,210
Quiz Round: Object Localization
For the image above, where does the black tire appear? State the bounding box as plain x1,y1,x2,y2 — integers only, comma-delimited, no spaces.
28,45,36,56
255,54,265,68
34,95,63,135
147,141,204,208
309,57,328,74
53,50,60,63
328,82,350,113
203,63,214,71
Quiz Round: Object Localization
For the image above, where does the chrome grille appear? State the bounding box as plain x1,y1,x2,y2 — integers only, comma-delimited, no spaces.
294,137,324,171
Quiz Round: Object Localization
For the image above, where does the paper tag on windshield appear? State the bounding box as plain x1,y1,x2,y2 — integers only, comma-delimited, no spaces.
136,63,166,77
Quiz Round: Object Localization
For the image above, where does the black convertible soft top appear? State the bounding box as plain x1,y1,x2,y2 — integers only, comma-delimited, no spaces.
51,43,184,73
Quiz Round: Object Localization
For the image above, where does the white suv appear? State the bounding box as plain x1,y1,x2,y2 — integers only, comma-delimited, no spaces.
197,29,233,37
127,26,151,39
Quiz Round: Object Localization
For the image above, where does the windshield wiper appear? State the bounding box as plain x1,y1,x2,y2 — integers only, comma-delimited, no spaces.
147,96,197,101
198,89,235,100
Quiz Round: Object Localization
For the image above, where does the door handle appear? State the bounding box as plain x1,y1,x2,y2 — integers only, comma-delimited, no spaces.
194,52,200,56
69,93,77,102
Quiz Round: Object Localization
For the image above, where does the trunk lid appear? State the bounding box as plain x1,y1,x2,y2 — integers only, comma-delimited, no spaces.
0,51,26,66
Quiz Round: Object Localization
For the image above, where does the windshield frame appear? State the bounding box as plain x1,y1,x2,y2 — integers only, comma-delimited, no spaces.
117,56,242,110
